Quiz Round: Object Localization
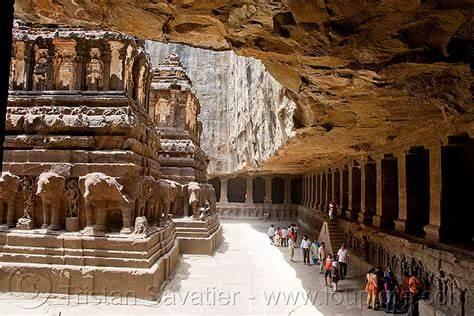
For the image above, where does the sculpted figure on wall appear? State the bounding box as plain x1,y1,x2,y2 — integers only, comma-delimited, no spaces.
10,41,27,90
16,176,35,229
199,183,217,215
155,179,181,225
0,172,21,227
184,181,201,220
86,47,104,90
53,39,77,90
32,47,50,91
36,172,66,230
65,178,80,217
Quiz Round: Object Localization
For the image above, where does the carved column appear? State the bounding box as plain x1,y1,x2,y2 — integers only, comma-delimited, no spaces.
395,151,408,232
330,168,336,203
220,177,228,204
318,172,323,210
346,163,354,219
308,174,313,208
246,176,253,205
314,173,318,209
358,159,368,224
339,166,344,215
302,176,306,206
264,176,272,204
372,158,383,227
424,143,442,242
284,177,291,205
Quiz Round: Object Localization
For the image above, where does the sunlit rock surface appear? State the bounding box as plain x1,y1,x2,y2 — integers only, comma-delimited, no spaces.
146,42,295,176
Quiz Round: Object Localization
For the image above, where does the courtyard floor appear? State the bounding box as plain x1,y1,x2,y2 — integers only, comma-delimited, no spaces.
0,220,388,315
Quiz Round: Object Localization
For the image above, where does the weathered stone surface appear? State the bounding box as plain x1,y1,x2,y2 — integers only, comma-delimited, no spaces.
14,0,474,174
146,41,296,176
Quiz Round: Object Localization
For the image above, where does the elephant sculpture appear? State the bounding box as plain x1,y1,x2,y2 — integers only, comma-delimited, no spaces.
199,183,217,215
183,181,201,220
79,172,133,234
36,172,66,230
0,172,21,227
151,179,181,225
136,176,156,218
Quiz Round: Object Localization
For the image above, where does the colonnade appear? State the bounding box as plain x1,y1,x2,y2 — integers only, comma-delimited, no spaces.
301,136,473,245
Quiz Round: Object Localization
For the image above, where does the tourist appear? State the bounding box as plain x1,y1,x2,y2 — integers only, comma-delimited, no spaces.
280,226,288,247
337,244,349,279
407,272,421,316
329,201,336,220
375,266,385,309
365,268,378,310
267,224,275,244
291,223,299,241
288,234,296,262
330,259,341,291
399,272,411,312
274,227,281,247
384,268,398,313
324,254,333,287
310,240,320,265
300,235,311,265
318,242,327,273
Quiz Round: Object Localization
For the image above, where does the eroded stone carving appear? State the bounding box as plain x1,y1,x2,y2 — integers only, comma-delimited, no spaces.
0,172,21,227
79,172,132,235
86,47,104,90
32,46,50,91
16,176,35,230
36,172,66,230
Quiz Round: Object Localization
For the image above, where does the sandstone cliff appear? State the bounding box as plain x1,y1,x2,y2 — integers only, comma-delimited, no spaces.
146,42,295,176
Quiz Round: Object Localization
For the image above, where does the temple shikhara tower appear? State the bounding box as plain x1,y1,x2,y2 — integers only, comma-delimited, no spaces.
148,54,207,184
0,22,221,300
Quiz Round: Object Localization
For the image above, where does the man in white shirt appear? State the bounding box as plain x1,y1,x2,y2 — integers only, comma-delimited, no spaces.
267,224,275,245
280,227,287,247
337,244,349,279
300,235,311,265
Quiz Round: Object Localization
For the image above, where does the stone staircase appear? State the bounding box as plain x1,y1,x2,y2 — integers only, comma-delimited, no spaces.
317,220,346,255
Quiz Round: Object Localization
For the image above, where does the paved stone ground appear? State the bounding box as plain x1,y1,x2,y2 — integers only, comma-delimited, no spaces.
0,220,390,315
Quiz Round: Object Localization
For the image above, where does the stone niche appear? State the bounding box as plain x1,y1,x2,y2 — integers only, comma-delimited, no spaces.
1,21,180,300
149,54,207,185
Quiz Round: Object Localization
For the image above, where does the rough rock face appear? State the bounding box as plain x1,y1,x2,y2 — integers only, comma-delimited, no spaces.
146,41,295,176
13,1,474,173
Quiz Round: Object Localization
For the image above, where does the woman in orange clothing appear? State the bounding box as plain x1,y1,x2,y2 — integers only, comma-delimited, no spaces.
365,268,378,309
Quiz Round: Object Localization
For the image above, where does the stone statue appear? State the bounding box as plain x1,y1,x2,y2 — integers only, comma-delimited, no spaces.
86,48,104,90
184,181,201,220
36,172,66,230
10,41,27,90
132,216,150,237
33,48,49,91
0,172,21,227
79,172,132,235
153,179,181,225
199,183,217,215
16,176,35,229
65,178,80,217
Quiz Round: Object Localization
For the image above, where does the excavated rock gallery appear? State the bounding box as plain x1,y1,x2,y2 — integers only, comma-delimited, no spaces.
0,1,472,315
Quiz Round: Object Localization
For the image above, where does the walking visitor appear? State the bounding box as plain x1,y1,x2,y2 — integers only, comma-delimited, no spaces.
337,244,349,279
300,235,311,265
267,224,275,244
318,242,327,273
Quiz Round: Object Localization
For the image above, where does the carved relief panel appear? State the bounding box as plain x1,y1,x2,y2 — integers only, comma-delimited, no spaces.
86,47,105,90
32,45,52,91
53,39,77,90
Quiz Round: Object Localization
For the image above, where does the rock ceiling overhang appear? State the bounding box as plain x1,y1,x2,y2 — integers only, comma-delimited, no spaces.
14,0,473,174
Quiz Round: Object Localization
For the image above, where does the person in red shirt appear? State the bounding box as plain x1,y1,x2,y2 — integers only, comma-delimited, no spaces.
324,254,333,287
408,273,421,316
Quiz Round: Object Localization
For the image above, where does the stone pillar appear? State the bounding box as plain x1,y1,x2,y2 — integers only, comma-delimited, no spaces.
346,163,353,219
312,173,317,209
358,159,368,224
394,151,408,232
246,176,253,205
372,158,383,227
308,174,313,208
302,176,307,206
220,177,228,204
318,172,323,210
284,177,291,205
330,169,335,203
264,176,272,204
424,144,442,242
339,166,344,215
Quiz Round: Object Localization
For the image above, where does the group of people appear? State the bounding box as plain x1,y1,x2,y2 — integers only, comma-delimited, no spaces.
267,224,349,292
365,266,422,315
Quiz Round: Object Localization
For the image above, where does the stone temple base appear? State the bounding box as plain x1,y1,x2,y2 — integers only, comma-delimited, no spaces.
0,223,180,300
173,214,222,255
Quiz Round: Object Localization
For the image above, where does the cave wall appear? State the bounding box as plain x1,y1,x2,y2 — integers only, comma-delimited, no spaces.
145,41,296,176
